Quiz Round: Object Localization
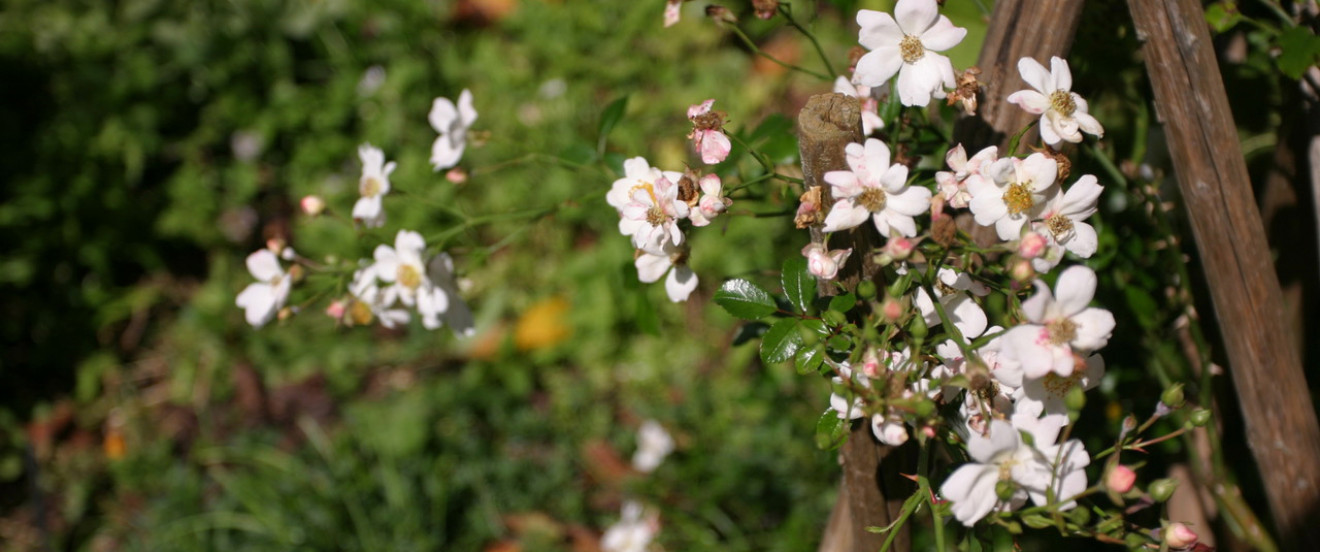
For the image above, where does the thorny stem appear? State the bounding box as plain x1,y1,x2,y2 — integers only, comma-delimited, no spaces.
777,3,838,80
725,24,831,81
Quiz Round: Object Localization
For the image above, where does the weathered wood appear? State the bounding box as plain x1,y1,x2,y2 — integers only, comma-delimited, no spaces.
1127,0,1320,548
801,93,909,552
953,0,1086,152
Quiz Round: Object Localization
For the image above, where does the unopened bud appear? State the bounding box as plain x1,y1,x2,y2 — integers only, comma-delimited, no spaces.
1010,258,1034,283
445,168,468,184
1019,231,1048,259
1164,522,1198,549
1188,408,1212,427
1065,385,1087,413
1106,465,1137,494
1161,383,1185,410
705,4,737,24
300,195,326,216
266,238,285,254
277,307,294,321
881,296,904,323
857,280,877,300
1067,506,1091,526
887,236,916,261
908,310,928,338
325,300,347,320
1148,478,1178,502
995,479,1018,501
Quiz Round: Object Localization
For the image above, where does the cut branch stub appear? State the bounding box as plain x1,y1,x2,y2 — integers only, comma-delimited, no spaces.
800,93,912,552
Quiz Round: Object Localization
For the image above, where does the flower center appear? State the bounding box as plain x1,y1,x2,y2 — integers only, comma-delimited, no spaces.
899,35,925,64
692,111,725,131
398,264,422,290
859,188,887,212
646,206,667,226
1002,182,1034,215
361,176,383,198
1049,90,1076,116
349,299,374,325
1046,214,1074,238
1047,318,1078,345
1041,371,1083,398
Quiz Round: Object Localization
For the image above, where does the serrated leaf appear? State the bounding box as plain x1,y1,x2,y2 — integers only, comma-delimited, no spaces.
795,343,825,375
1276,26,1320,80
781,257,814,314
714,279,777,319
597,95,629,153
815,409,848,450
828,293,856,314
760,317,802,365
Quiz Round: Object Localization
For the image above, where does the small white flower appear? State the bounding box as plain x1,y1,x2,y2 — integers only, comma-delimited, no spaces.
935,144,997,209
801,243,852,280
1015,353,1104,416
601,501,658,552
635,240,698,303
854,0,966,106
822,138,931,237
1000,265,1116,379
632,420,675,473
429,89,477,171
427,253,476,337
352,144,396,228
914,266,989,339
833,76,884,136
1034,174,1103,258
610,157,688,252
348,266,410,328
967,153,1058,241
236,249,292,328
663,0,682,27
1007,57,1104,146
373,230,433,307
939,419,1043,525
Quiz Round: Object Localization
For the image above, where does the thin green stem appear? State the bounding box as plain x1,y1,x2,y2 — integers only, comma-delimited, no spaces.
726,24,831,81
778,3,837,79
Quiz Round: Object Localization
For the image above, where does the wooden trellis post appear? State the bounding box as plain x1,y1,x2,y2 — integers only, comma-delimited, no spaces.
1127,0,1320,548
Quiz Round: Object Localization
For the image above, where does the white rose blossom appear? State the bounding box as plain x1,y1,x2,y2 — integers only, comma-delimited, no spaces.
1000,265,1116,380
821,138,931,237
914,266,989,340
631,420,675,473
601,501,658,552
685,172,730,227
608,157,688,251
429,89,477,170
352,143,396,228
348,265,410,329
935,144,997,209
236,249,292,328
1034,174,1103,259
854,0,967,106
967,153,1059,241
1007,56,1104,146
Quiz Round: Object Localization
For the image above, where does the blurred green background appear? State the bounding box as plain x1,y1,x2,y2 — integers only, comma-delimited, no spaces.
1,0,1314,549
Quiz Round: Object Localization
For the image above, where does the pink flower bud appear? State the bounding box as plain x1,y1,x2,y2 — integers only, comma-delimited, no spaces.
887,236,916,261
1106,465,1136,494
663,0,681,27
1010,259,1034,282
1164,522,1198,549
445,168,468,184
860,348,882,378
1019,231,1048,259
266,238,285,254
325,300,347,320
300,195,326,216
881,296,904,323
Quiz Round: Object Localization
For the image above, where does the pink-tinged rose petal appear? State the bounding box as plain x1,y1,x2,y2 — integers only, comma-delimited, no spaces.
822,200,871,232
1007,90,1049,115
699,130,731,164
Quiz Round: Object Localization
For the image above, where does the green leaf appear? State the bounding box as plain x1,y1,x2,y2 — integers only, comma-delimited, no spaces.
597,95,629,153
1122,286,1159,330
760,317,803,365
781,257,815,314
747,114,799,164
1276,26,1320,80
714,279,778,319
795,343,825,375
828,293,856,314
1205,1,1242,33
814,409,848,450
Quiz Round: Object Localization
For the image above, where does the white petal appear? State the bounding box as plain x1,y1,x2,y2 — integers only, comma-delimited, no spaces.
919,16,966,52
941,464,1000,526
1070,307,1115,351
1038,114,1063,146
822,201,870,232
854,48,903,88
1020,282,1053,323
946,293,988,339
457,89,478,125
1049,57,1072,92
968,192,1008,227
428,97,457,133
885,185,932,216
431,135,465,171
857,10,904,50
373,246,400,282
877,211,917,238
665,264,698,302
897,58,942,106
1074,110,1104,138
635,252,670,283
1053,265,1097,317
396,230,426,255
1006,90,1049,115
352,195,381,222
246,250,283,282
1062,222,1098,258
824,170,864,198
894,0,938,34
236,283,276,327
1017,57,1051,93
